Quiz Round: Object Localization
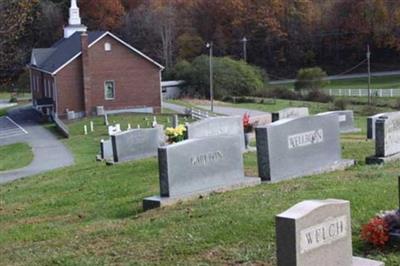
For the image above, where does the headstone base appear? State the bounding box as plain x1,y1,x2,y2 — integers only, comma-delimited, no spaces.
353,257,384,266
342,128,362,134
143,177,261,211
245,146,257,153
366,152,400,165
105,159,115,166
266,159,355,182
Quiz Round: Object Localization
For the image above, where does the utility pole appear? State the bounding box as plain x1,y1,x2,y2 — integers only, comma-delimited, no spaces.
241,37,248,62
206,42,214,112
367,44,372,105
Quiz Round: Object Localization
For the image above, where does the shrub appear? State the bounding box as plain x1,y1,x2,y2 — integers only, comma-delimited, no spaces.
305,89,333,103
9,97,17,103
269,87,299,100
294,67,329,92
221,95,234,102
333,98,349,110
394,98,400,110
174,56,267,99
359,105,380,116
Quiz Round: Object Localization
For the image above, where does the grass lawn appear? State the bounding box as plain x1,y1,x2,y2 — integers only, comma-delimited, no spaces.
0,143,34,172
0,108,399,265
275,74,400,90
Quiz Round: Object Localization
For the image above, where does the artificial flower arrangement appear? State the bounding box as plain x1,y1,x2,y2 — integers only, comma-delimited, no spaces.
165,124,186,143
361,209,400,247
243,113,252,133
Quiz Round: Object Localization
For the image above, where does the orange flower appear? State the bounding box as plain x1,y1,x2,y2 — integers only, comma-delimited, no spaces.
361,217,390,247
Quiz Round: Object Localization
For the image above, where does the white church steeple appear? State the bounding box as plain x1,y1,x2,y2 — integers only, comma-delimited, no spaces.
64,0,87,38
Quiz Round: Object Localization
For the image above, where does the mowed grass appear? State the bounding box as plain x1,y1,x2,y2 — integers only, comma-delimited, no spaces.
0,109,399,265
275,74,400,90
0,143,34,171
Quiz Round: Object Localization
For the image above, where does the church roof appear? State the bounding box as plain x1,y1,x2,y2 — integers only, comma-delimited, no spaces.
29,31,164,75
30,31,105,74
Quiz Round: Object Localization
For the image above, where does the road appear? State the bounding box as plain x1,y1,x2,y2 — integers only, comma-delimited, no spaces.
0,106,74,184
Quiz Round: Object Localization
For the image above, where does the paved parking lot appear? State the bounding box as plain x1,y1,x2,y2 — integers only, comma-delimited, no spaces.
0,107,74,184
0,116,28,140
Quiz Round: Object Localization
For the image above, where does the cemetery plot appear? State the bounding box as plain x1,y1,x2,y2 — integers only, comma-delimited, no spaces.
367,112,400,164
143,135,260,210
276,199,384,266
317,110,361,134
186,116,245,152
256,114,354,182
272,107,309,122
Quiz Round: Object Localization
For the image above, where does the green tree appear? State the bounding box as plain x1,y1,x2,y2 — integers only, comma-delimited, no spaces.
294,67,328,91
175,55,267,98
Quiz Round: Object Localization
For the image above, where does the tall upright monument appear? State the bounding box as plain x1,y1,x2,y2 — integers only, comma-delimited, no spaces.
64,0,87,38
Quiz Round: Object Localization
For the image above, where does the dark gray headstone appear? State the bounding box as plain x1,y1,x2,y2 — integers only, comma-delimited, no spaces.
111,127,164,163
143,135,260,210
186,116,245,152
172,115,179,128
367,113,386,139
256,114,354,182
367,112,398,139
317,110,360,133
276,199,384,266
367,112,400,164
272,107,309,122
100,139,113,160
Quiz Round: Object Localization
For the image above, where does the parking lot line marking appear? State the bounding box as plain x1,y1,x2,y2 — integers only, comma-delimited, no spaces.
0,132,25,139
6,116,28,134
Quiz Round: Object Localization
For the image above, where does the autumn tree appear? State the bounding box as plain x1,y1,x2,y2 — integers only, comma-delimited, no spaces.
80,0,125,31
0,0,39,84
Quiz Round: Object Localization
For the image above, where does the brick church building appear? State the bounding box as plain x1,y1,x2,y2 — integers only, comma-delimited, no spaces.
28,0,164,118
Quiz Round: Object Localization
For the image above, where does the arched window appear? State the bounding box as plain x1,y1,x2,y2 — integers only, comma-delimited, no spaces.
104,42,112,51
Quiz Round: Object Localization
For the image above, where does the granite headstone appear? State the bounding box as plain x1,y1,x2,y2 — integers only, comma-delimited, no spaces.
256,114,354,182
111,127,164,163
186,116,245,152
367,112,398,139
249,114,272,127
272,107,309,122
276,199,384,266
366,112,400,164
143,135,260,210
100,139,113,161
317,110,360,133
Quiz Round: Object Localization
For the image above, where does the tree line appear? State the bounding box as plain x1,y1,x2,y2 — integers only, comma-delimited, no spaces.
1,0,400,85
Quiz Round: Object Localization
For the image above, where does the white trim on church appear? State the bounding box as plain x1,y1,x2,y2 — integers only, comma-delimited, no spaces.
64,0,87,38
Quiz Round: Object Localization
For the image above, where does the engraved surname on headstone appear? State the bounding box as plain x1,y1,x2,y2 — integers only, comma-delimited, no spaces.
191,151,223,166
300,215,347,254
288,129,323,149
